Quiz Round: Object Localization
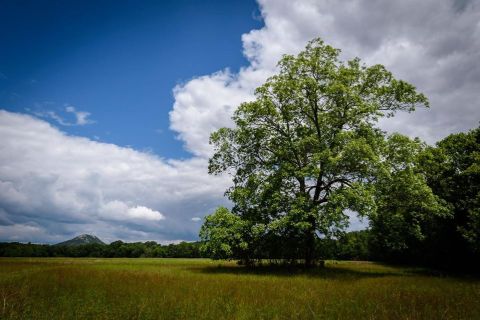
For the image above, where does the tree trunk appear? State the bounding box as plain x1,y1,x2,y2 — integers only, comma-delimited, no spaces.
304,228,316,268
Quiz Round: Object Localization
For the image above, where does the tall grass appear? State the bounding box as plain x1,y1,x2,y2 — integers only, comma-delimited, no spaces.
1,258,478,319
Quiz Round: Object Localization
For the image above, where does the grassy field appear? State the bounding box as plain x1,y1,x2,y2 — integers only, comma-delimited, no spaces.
0,258,479,319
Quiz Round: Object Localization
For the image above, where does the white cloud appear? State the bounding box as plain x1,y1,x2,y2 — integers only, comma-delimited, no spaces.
191,217,201,222
170,71,254,157
3,0,479,243
167,0,479,235
0,110,229,243
65,105,94,126
100,201,165,221
170,0,480,158
34,104,94,126
127,206,164,221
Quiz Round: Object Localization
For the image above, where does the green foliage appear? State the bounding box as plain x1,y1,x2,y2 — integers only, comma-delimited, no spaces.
368,127,480,270
369,134,450,261
0,241,203,258
199,207,249,260
418,126,480,268
204,38,428,265
336,230,371,260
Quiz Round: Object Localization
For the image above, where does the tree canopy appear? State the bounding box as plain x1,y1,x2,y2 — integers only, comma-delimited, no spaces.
368,126,479,270
201,38,437,266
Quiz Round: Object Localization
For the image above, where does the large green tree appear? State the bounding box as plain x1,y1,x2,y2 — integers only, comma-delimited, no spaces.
203,38,430,266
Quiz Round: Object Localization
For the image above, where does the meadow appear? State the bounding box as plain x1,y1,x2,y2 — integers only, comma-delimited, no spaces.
1,258,479,319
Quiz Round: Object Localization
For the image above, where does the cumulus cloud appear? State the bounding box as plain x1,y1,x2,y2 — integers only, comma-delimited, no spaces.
167,0,480,236
2,0,479,243
170,0,480,157
0,111,229,243
170,71,254,157
100,201,165,221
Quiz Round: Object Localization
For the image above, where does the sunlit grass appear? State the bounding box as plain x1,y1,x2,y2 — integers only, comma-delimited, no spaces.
1,258,478,319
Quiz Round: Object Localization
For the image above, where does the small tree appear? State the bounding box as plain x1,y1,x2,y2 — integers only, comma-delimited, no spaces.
199,207,249,261
203,38,429,266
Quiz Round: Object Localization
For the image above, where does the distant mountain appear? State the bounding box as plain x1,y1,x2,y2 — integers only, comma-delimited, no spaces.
56,234,105,246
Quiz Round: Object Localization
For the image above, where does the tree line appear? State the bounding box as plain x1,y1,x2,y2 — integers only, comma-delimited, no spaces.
369,126,479,269
0,232,372,260
200,38,479,270
0,241,202,258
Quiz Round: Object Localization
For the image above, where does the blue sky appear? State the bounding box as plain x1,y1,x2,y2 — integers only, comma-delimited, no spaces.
1,0,478,243
0,0,262,158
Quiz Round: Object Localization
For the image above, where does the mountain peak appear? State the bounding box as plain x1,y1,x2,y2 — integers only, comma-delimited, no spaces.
56,234,105,246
